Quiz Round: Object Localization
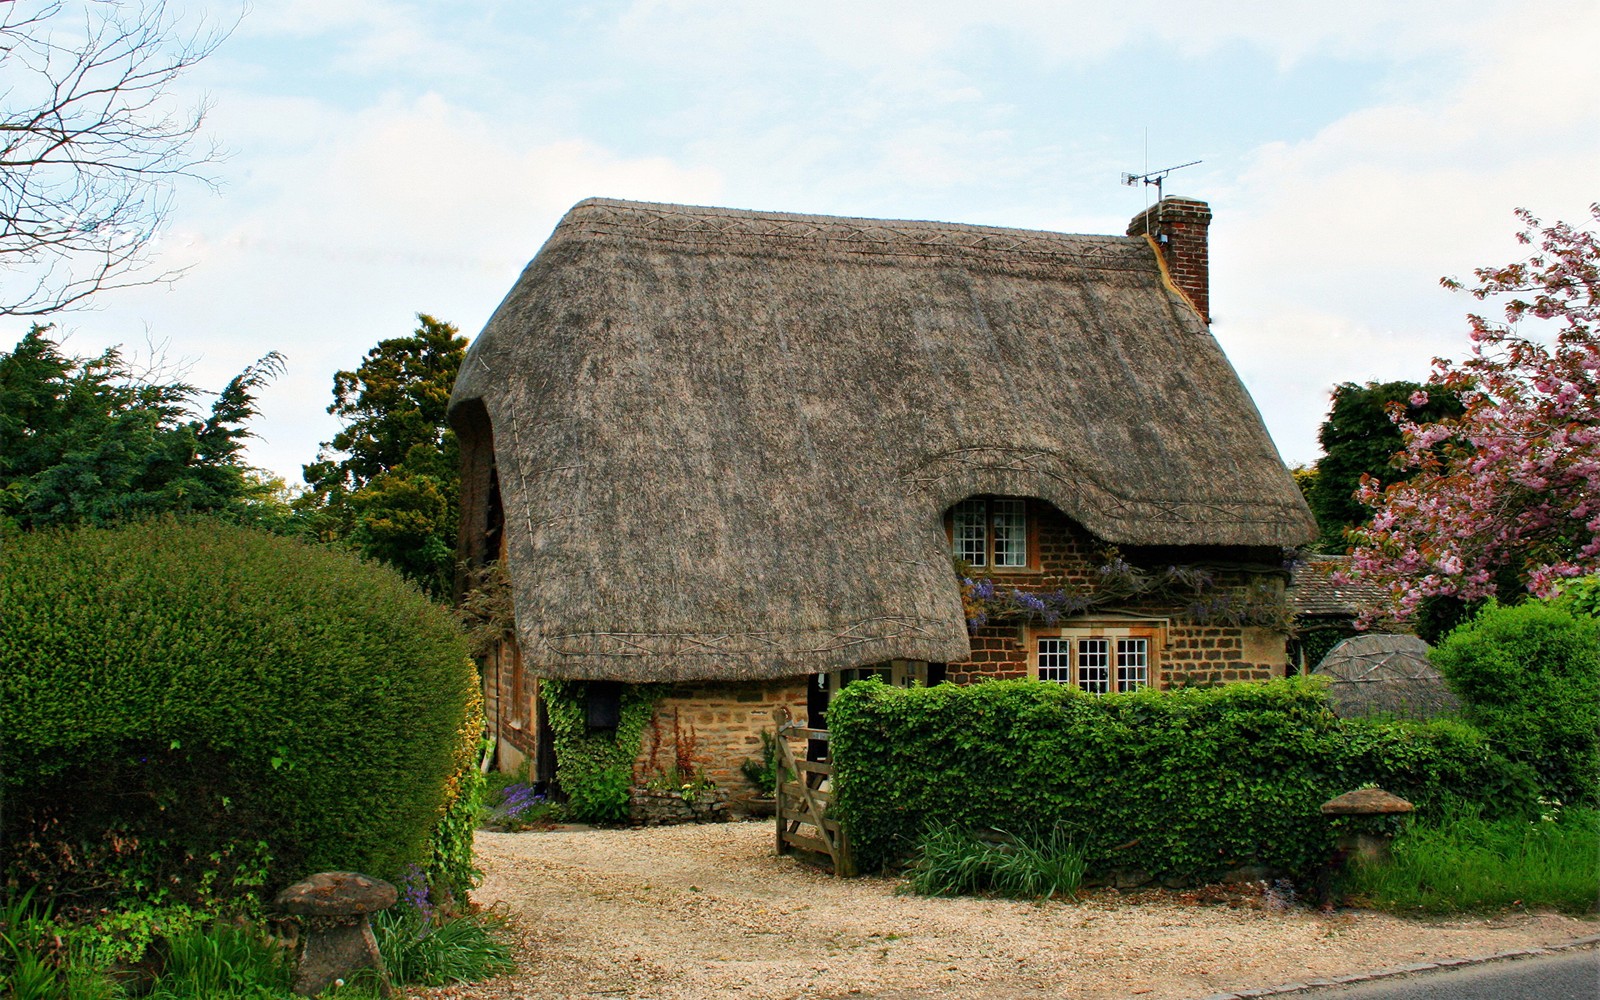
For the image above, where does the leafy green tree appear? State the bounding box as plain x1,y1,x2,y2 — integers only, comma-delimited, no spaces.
300,314,466,597
0,325,281,531
1307,380,1460,550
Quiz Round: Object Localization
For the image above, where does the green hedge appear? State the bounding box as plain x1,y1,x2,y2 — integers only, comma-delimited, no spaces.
0,519,481,910
1430,600,1600,808
827,678,1537,879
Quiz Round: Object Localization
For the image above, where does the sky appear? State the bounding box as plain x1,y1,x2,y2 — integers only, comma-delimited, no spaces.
7,0,1598,484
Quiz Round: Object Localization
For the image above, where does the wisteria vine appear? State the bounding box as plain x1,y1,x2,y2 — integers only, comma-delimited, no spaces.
957,551,1291,632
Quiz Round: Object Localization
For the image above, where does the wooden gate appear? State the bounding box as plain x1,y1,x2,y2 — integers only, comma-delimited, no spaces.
773,708,855,876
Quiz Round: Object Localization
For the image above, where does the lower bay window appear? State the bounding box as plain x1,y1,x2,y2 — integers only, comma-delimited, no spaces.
1032,623,1162,693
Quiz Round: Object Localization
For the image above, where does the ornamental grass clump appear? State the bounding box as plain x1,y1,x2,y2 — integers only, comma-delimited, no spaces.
907,822,1086,900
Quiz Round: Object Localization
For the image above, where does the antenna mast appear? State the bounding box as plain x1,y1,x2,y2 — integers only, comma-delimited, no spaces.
1121,159,1201,202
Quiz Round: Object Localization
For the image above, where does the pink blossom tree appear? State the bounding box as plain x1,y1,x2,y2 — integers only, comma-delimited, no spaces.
1348,205,1600,620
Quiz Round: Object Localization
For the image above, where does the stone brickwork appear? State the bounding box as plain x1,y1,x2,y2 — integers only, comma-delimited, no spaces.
629,787,731,826
1162,626,1281,686
633,680,810,794
484,639,536,766
948,503,1287,689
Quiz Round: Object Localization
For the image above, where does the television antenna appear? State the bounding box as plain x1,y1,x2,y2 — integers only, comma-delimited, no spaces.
1121,159,1201,202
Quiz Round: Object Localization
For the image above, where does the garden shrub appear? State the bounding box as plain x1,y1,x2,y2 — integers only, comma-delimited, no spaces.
1554,575,1600,619
1429,600,1600,807
0,519,482,919
828,678,1536,880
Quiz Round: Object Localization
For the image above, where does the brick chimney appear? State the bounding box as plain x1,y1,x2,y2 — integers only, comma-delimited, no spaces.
1127,197,1212,324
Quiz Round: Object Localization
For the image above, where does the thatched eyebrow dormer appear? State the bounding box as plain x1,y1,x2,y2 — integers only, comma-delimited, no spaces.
449,198,1316,683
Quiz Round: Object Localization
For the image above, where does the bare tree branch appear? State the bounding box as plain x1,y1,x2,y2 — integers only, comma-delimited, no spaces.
0,0,236,316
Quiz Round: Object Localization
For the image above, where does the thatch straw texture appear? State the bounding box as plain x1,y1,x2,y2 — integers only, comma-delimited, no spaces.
450,198,1316,682
1314,634,1461,719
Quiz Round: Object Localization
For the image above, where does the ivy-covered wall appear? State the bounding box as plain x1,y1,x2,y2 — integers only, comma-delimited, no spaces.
540,679,662,823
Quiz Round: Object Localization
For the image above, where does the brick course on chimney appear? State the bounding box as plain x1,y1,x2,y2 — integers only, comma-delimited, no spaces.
1127,197,1212,324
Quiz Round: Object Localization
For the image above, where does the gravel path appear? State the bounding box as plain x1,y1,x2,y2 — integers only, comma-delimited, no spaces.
415,823,1594,1000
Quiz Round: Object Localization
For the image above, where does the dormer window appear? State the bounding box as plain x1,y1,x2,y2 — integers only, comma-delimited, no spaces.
950,497,1028,569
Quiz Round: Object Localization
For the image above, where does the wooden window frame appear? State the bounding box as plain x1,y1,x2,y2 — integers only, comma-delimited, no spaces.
946,496,1039,573
1029,620,1165,693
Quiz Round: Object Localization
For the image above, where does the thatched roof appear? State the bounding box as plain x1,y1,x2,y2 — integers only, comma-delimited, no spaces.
1314,634,1460,719
450,198,1316,682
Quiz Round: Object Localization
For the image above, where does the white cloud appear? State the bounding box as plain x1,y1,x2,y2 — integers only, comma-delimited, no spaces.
613,0,1500,75
30,92,723,481
1213,1,1600,464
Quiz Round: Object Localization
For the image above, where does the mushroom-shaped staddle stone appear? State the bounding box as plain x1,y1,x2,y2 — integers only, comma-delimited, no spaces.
1320,787,1414,816
275,872,398,998
275,871,398,915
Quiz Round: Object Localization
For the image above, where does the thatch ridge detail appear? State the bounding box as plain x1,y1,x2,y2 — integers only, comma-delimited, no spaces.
561,198,1153,270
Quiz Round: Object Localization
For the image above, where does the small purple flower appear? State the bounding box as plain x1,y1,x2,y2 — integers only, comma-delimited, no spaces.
401,863,434,924
972,579,995,600
1012,590,1047,614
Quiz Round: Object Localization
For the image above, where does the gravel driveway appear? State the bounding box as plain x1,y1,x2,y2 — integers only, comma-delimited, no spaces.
416,822,1594,1000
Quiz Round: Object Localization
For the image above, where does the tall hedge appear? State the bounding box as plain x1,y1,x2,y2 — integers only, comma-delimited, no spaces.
0,519,481,908
1430,600,1599,808
827,678,1536,879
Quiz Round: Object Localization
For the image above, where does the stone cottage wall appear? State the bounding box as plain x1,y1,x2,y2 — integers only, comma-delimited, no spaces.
948,503,1287,688
484,638,536,770
632,679,809,795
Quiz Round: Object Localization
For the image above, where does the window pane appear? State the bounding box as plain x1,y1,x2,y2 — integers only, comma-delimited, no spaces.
1077,638,1109,694
992,498,1026,567
1037,638,1070,683
953,499,987,567
1116,638,1148,691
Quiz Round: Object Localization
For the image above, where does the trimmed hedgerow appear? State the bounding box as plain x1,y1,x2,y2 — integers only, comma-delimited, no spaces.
1429,600,1600,808
827,678,1537,880
0,519,481,910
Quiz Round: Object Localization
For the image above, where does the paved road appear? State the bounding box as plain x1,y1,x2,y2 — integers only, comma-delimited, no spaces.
1293,948,1598,999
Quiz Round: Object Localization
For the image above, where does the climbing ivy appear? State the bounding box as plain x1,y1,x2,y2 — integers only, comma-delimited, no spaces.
540,679,662,823
427,705,489,904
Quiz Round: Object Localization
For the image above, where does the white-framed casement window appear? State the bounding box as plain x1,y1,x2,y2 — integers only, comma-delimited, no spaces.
950,496,1029,569
1033,623,1161,693
821,660,937,697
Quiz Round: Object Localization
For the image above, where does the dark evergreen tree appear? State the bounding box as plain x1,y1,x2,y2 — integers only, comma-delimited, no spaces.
1308,380,1461,551
299,314,467,597
0,325,281,531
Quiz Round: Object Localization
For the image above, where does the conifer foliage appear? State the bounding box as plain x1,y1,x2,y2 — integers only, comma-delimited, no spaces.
300,314,467,597
0,325,282,531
